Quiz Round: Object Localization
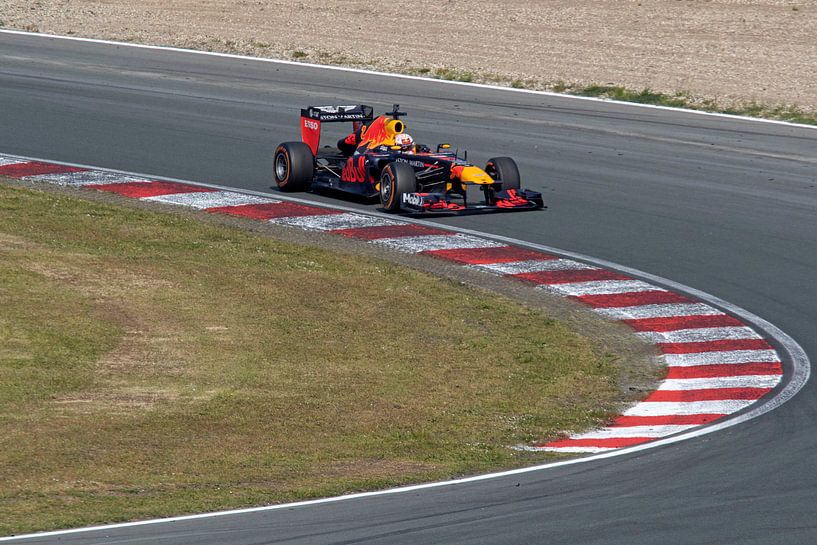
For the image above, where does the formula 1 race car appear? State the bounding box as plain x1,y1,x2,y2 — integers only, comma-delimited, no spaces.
273,104,544,213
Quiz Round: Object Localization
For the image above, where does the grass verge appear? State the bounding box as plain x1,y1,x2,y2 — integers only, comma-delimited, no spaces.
571,85,817,125
0,180,632,534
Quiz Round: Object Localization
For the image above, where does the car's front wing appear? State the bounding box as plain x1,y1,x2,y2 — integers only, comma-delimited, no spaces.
398,189,545,214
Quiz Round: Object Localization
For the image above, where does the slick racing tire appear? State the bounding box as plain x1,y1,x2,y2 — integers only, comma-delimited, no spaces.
274,142,314,191
380,162,417,212
485,157,521,191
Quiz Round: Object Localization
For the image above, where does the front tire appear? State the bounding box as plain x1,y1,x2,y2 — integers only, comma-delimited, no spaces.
380,162,417,212
274,142,314,191
485,157,520,191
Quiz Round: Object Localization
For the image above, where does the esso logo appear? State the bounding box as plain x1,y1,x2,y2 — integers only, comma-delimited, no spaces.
402,193,423,206
303,119,319,130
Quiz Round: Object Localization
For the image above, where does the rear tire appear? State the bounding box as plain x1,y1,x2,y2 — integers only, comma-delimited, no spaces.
274,142,314,191
380,162,417,212
485,157,520,191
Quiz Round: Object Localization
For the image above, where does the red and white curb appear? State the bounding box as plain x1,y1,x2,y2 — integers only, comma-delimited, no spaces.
0,153,803,455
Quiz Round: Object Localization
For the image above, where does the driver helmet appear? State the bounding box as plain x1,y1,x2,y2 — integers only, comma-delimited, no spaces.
395,133,414,151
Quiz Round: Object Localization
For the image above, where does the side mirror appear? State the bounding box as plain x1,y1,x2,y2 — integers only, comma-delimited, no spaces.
437,143,451,151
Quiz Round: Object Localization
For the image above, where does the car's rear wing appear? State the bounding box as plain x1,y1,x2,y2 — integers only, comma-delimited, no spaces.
300,105,374,155
301,105,374,122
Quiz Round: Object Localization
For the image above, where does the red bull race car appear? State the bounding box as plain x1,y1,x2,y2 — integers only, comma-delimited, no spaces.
273,104,544,213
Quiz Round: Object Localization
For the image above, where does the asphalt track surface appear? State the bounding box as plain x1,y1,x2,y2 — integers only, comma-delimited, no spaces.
1,32,816,544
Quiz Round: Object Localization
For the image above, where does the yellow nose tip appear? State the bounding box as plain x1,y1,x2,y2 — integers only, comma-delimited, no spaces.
458,166,493,184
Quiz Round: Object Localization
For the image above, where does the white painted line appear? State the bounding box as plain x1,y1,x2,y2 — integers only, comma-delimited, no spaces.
269,213,400,231
594,303,725,320
576,424,698,439
372,234,505,253
660,375,782,391
522,446,617,453
0,156,27,166
623,400,756,416
142,190,280,209
26,170,151,186
638,326,761,344
663,349,780,367
542,280,659,296
473,258,595,276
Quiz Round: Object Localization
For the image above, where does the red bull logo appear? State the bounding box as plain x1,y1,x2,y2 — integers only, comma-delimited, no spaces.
357,116,405,150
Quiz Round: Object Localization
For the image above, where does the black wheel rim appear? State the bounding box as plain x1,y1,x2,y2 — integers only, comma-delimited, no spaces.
275,152,289,181
381,172,393,205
